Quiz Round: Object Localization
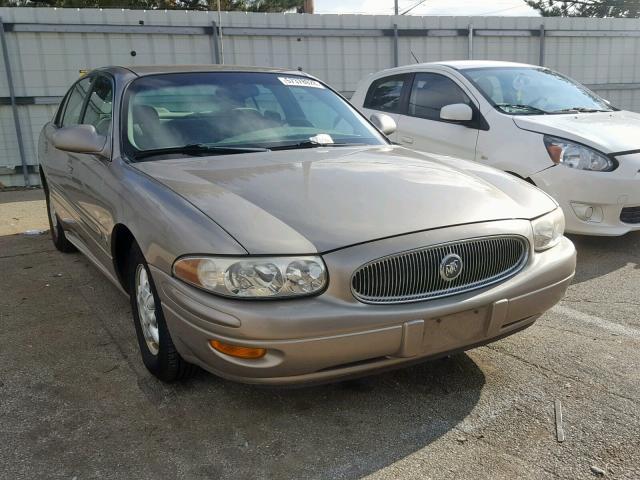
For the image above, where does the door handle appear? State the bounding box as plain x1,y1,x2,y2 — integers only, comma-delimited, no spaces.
401,136,414,144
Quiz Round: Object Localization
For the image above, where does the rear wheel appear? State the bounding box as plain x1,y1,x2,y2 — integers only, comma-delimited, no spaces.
43,176,77,253
128,243,196,382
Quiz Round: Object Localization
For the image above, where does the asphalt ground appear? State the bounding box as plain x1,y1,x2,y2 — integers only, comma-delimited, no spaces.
1,188,639,480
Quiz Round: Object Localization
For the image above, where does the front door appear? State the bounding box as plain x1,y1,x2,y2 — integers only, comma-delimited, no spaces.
396,72,479,160
44,76,94,237
64,74,116,267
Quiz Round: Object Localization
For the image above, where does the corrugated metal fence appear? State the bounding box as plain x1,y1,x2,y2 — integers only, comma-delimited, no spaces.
2,8,640,186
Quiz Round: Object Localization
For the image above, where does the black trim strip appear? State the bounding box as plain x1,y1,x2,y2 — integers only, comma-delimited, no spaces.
0,96,62,106
610,149,640,157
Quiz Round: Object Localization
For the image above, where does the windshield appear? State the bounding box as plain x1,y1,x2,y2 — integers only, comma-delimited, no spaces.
462,67,613,115
123,72,386,159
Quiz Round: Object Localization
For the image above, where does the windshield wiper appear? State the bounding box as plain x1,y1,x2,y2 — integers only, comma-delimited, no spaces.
271,141,367,151
551,107,611,114
132,144,270,160
495,103,549,114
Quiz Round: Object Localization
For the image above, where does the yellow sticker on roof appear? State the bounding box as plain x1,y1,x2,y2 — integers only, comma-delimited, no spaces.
278,77,325,89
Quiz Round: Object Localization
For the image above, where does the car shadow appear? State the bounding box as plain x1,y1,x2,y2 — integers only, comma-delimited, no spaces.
145,353,486,479
567,231,640,285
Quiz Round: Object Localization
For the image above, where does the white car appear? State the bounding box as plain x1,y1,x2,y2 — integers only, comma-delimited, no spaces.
351,60,640,236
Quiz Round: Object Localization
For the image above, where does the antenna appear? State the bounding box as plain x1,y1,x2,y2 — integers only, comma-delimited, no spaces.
410,50,421,63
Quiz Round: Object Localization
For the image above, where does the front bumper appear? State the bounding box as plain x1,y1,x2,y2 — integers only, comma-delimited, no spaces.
530,154,640,236
151,221,576,385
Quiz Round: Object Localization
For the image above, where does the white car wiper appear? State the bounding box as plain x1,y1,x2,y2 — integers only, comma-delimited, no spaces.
496,103,549,114
132,144,270,160
551,107,611,113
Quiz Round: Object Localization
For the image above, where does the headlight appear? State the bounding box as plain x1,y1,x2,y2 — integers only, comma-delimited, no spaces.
543,135,616,172
173,256,327,299
531,208,565,251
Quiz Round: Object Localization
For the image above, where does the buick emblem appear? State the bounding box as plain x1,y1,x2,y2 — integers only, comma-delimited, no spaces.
439,253,463,282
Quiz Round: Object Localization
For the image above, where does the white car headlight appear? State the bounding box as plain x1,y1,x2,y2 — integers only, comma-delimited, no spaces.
531,208,565,251
173,256,327,299
543,135,616,172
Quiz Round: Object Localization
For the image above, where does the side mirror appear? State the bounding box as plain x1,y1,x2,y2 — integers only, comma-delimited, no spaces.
369,113,397,136
440,103,473,122
53,125,108,155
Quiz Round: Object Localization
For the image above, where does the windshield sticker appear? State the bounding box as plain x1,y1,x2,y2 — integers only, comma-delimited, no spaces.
278,77,325,89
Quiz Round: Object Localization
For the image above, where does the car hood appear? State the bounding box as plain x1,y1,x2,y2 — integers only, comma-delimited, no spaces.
133,146,556,254
513,110,640,153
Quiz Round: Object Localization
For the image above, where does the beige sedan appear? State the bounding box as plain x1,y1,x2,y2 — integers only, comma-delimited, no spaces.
38,65,576,385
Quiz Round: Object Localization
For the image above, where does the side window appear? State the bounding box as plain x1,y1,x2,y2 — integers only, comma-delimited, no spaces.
363,75,408,113
82,75,113,135
408,73,473,121
60,77,92,127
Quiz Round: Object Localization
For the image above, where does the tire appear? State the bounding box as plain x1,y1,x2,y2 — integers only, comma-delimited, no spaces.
42,175,77,253
128,242,196,382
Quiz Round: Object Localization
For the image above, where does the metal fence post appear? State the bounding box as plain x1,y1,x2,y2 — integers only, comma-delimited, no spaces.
468,24,474,60
0,16,30,187
211,21,221,64
393,23,399,67
539,24,545,66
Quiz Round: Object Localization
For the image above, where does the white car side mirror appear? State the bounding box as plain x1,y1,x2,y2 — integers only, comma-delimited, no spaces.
440,103,473,122
370,113,397,135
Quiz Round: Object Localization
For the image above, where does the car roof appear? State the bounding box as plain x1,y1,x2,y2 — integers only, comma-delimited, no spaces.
370,60,538,77
433,60,537,70
118,64,299,76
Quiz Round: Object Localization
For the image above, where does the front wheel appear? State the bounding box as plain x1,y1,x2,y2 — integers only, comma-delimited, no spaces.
128,243,196,382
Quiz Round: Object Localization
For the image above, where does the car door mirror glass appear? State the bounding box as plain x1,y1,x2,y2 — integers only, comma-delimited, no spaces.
369,113,397,135
440,103,473,122
53,125,108,156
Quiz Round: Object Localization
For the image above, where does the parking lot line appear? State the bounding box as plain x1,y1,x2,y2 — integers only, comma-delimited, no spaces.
553,304,640,339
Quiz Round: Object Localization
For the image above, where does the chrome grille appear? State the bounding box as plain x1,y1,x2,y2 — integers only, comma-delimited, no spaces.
351,235,528,304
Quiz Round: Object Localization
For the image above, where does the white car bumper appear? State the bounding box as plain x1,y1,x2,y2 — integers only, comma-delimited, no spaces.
530,153,640,236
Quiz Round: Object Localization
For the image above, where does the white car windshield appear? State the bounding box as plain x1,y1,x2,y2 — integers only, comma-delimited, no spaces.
123,72,387,159
463,67,614,115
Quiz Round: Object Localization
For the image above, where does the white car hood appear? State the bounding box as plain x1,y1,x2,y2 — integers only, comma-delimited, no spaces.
513,110,640,153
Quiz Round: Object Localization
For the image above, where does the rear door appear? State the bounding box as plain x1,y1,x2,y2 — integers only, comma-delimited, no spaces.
396,72,480,159
359,73,411,143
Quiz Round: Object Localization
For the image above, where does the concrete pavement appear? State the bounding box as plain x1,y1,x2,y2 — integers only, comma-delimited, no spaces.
1,189,639,479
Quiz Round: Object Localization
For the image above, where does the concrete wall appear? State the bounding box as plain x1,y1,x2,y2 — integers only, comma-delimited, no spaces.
2,8,640,186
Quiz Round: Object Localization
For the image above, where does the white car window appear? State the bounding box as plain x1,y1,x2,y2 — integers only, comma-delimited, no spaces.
464,67,613,114
363,74,409,113
408,73,473,121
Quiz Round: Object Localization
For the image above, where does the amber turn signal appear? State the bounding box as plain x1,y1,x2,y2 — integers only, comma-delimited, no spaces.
546,144,563,164
209,340,267,359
